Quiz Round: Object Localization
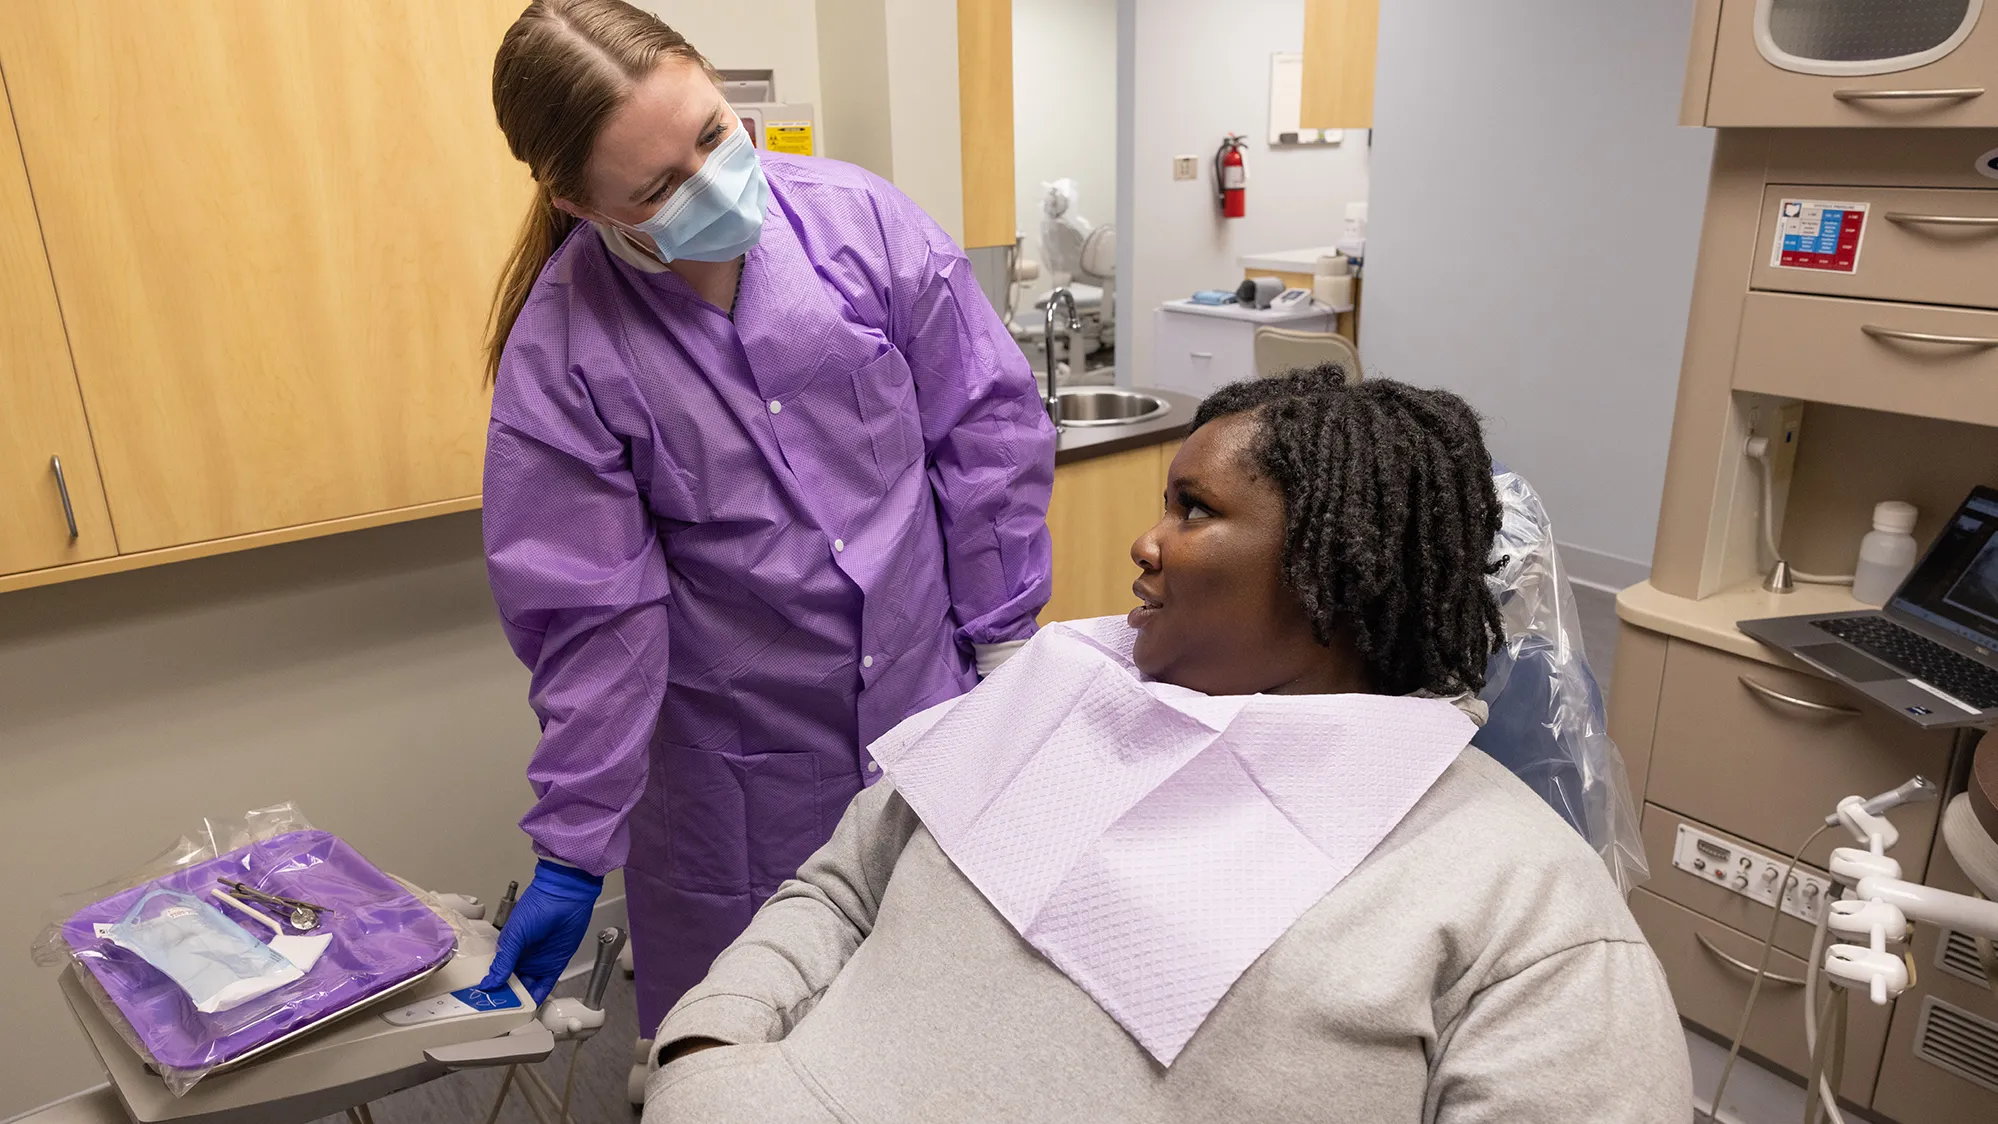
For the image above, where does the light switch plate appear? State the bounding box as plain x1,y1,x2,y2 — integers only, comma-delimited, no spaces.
1172,155,1198,181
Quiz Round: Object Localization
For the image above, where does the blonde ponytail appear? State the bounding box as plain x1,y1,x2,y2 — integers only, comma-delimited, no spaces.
485,185,578,385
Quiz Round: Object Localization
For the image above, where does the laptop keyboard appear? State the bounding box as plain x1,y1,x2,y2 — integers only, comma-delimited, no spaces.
1810,616,1998,710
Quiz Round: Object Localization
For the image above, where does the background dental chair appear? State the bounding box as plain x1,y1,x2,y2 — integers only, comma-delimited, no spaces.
1474,464,1648,893
1028,179,1115,370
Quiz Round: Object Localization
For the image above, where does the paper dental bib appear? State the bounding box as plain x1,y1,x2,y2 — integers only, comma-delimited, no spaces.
871,617,1476,1064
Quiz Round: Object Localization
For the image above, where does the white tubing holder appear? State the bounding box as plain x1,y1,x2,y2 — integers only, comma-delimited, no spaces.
539,997,608,1042
1822,784,1998,1005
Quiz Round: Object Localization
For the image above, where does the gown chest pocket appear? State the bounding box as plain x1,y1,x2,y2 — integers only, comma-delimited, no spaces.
846,347,924,486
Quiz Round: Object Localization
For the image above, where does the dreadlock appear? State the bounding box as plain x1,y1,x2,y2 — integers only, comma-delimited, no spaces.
1190,366,1505,696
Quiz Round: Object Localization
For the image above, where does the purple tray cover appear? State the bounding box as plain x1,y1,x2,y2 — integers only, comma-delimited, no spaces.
62,829,456,1073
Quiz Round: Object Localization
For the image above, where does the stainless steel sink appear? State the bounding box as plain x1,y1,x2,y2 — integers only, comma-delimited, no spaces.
1056,389,1169,427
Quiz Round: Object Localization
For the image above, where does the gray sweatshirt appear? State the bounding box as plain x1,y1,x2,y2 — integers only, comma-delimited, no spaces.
643,749,1692,1123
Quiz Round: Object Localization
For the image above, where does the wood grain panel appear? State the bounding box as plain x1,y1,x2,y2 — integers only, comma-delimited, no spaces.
0,495,480,596
956,0,1014,249
1299,0,1378,130
0,68,115,576
1041,444,1164,625
0,2,531,552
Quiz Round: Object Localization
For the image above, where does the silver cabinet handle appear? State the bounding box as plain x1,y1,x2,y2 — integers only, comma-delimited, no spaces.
1861,324,1998,348
49,454,78,540
1190,351,1213,359
1696,933,1806,987
1738,675,1862,716
1832,87,1984,102
1885,212,1998,228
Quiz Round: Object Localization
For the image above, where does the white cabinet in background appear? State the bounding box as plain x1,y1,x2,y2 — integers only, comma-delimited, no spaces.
1150,300,1335,398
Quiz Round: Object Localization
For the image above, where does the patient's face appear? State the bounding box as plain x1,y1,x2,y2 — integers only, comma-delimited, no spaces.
1129,413,1357,695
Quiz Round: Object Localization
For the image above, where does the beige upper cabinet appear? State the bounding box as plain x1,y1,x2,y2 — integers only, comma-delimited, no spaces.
1690,0,1998,126
1300,0,1378,130
0,72,116,577
0,2,532,554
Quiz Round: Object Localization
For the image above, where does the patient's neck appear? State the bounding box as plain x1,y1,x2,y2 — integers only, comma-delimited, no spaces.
1259,634,1377,697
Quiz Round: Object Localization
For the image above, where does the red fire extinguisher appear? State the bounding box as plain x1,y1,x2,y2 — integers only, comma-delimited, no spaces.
1215,134,1248,218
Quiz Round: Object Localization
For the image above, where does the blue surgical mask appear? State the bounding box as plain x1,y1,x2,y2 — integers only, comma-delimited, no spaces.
622,125,770,264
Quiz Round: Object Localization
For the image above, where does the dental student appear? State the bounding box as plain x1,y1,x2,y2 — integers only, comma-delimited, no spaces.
473,0,1056,1049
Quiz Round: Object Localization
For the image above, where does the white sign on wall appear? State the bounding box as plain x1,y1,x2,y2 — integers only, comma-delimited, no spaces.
1268,53,1344,147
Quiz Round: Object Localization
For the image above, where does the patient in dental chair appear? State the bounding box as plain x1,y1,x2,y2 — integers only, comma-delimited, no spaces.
642,370,1693,1123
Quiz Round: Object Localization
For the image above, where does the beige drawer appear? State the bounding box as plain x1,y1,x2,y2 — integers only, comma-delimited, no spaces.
1630,889,1890,1100
1751,187,1998,310
1647,639,1949,874
1735,291,1998,431
1704,0,1998,128
1871,830,1998,1124
1639,803,1832,962
1734,289,1998,427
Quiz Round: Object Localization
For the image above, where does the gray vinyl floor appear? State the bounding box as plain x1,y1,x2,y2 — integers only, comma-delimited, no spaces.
325,583,1631,1124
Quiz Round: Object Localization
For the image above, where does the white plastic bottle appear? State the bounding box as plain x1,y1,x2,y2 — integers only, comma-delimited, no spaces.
1851,501,1919,606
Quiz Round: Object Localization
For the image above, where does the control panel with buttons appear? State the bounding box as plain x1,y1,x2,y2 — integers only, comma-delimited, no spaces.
1672,823,1832,924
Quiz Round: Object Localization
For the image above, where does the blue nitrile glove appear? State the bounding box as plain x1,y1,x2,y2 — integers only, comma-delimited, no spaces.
476,859,604,1004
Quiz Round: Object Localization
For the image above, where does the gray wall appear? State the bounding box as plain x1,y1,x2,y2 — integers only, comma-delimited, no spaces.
1361,0,1715,589
0,515,579,1117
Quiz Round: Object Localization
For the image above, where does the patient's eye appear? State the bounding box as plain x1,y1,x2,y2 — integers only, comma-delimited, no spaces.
1172,487,1214,521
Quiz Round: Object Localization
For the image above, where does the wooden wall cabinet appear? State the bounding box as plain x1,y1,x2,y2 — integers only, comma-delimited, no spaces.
0,1,530,589
1685,0,1998,127
1041,441,1179,625
0,73,115,578
1299,0,1379,130
957,0,1015,250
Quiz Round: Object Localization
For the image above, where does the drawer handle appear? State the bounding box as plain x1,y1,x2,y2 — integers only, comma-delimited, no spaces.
1696,933,1806,988
1860,324,1998,349
1738,675,1862,716
1832,87,1984,102
1190,351,1213,359
49,454,79,541
1885,212,1998,229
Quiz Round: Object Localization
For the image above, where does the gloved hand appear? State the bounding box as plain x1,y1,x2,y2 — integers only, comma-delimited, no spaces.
476,858,604,1004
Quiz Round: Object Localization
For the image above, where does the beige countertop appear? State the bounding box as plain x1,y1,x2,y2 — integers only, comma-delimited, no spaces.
1616,578,1868,669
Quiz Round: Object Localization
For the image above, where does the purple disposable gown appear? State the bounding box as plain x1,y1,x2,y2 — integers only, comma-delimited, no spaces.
482,154,1056,1028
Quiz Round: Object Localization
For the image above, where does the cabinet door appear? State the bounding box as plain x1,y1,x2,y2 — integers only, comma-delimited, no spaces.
0,2,532,553
1707,0,1998,126
1299,0,1378,130
1042,445,1166,624
0,74,115,576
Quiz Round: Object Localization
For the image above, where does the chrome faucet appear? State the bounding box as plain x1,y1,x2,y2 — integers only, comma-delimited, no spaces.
1042,287,1081,426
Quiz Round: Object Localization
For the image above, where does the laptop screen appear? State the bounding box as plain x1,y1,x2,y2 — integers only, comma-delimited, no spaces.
1890,486,1998,651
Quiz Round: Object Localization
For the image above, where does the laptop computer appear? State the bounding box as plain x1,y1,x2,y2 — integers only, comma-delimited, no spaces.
1739,485,1998,729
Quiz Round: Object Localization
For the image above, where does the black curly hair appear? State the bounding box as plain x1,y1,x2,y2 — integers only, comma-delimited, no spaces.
1189,366,1505,696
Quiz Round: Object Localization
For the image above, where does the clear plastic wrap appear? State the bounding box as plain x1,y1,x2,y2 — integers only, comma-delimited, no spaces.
33,803,462,1095
1474,467,1651,894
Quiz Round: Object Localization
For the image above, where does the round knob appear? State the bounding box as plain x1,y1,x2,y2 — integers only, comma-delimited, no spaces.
1731,875,1749,890
1761,867,1778,883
